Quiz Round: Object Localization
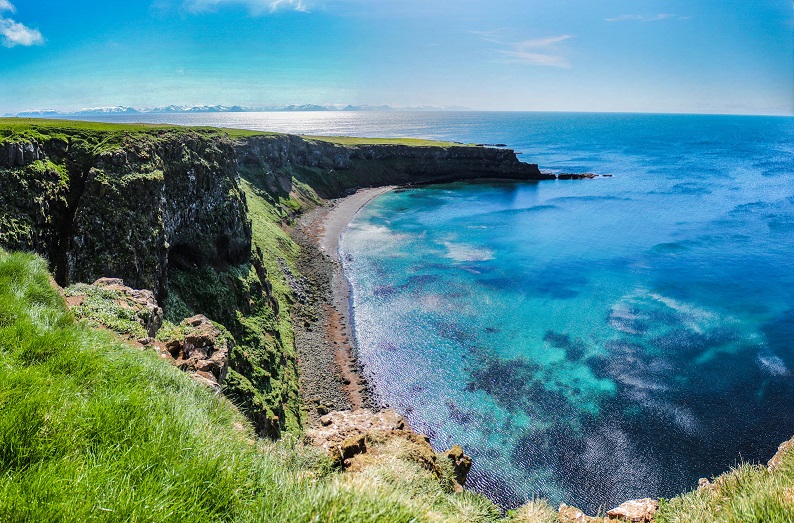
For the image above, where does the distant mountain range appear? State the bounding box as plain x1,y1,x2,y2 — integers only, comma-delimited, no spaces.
4,104,471,117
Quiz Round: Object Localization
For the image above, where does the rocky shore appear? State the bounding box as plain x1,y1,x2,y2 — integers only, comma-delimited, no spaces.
290,188,391,422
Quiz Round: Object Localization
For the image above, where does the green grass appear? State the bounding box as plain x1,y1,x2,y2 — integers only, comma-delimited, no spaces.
302,135,471,147
656,459,794,523
64,282,149,339
0,250,518,522
0,118,215,162
0,118,466,148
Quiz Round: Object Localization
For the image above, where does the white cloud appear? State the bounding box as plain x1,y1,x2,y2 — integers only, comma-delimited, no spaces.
605,14,685,22
183,0,309,14
514,35,573,48
0,17,44,47
0,1,44,47
482,33,573,68
498,50,570,67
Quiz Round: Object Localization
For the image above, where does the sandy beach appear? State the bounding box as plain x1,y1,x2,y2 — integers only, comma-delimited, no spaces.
292,187,393,423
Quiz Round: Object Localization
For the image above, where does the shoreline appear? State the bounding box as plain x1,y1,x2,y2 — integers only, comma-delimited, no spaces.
292,187,393,423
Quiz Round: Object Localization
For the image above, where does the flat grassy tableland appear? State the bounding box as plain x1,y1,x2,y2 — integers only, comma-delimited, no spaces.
0,117,468,147
301,135,471,147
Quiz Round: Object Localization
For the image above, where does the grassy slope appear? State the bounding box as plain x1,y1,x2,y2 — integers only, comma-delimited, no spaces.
656,460,794,523
0,249,513,523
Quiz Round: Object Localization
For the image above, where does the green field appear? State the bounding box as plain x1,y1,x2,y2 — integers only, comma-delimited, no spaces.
0,117,468,148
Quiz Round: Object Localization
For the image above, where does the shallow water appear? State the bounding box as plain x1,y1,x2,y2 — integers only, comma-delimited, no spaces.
337,113,794,512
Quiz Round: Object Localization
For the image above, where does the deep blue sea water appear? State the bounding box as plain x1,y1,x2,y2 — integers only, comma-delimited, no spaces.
83,112,794,512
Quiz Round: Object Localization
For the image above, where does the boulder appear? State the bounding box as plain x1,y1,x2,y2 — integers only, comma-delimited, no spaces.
443,444,473,486
606,498,658,522
162,314,231,387
768,436,794,473
558,504,598,523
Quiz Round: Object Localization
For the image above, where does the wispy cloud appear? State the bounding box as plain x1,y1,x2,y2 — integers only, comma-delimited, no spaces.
475,31,573,68
0,2,44,47
183,0,310,14
605,14,688,22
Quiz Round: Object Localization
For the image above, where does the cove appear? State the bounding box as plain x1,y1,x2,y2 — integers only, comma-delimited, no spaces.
340,117,794,512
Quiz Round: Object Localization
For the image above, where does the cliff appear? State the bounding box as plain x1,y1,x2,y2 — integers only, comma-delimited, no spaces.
0,129,250,297
235,134,550,200
0,122,548,294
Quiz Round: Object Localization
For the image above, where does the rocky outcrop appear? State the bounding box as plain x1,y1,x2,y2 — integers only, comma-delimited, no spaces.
161,314,231,388
443,445,473,486
94,277,164,337
0,140,47,166
64,278,230,389
65,277,164,339
305,408,473,488
606,499,658,522
558,498,657,523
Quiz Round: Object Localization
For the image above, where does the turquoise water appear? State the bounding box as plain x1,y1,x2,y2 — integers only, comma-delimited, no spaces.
338,113,794,511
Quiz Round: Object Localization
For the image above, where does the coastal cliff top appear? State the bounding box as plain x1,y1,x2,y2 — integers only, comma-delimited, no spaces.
0,117,471,149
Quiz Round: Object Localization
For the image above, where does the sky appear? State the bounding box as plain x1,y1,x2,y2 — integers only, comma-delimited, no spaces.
0,0,792,115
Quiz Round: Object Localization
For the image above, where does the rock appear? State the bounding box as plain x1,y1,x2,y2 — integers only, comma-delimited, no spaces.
557,172,598,180
94,277,125,287
443,444,473,486
161,314,231,387
341,433,366,460
768,436,794,472
66,278,164,339
558,504,592,523
91,277,164,337
304,408,466,480
606,498,658,522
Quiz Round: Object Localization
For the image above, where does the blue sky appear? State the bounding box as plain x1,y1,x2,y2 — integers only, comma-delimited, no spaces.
0,0,792,114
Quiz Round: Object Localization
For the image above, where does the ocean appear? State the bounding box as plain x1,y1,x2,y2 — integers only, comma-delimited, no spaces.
75,111,794,512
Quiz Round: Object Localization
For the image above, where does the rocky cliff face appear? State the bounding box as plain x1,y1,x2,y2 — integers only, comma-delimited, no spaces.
236,134,551,199
1,130,549,295
0,130,250,298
